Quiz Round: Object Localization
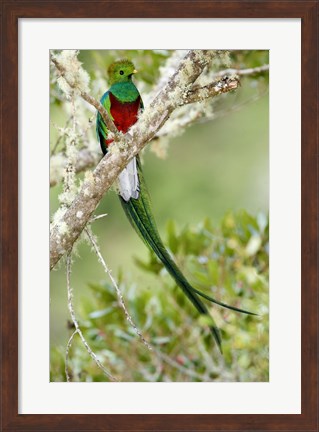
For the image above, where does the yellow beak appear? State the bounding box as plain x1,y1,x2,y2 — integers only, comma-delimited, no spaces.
132,69,138,74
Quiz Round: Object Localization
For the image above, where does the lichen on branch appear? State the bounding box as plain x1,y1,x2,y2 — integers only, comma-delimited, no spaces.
54,50,90,96
51,52,118,136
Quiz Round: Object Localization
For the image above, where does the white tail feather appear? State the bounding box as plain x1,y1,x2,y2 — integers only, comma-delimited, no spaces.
118,157,140,201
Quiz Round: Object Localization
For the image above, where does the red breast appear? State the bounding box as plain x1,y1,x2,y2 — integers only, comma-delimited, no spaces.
109,92,141,134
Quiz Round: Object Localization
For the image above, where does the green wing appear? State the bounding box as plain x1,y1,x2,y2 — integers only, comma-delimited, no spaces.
96,91,113,155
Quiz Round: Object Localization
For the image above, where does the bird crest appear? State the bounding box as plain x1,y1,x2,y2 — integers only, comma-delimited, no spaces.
108,59,137,85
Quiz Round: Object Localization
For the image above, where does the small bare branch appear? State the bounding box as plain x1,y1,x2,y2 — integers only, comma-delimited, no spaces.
182,76,239,105
214,64,269,78
153,347,213,382
66,254,118,382
85,227,152,351
65,329,78,382
50,115,72,156
89,213,108,223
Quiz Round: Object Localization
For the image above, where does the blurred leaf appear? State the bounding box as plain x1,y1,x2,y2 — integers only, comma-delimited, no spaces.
245,235,262,256
89,307,113,319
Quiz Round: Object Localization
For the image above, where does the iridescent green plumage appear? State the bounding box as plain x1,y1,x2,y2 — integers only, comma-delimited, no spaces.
96,60,256,353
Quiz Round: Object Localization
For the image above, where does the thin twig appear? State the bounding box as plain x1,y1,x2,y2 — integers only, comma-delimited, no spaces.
66,254,119,381
89,213,108,223
65,329,78,382
209,89,268,121
85,227,152,351
213,64,269,78
154,348,213,382
50,115,72,156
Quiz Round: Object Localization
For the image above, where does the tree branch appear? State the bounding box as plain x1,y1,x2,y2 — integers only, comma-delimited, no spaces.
182,76,239,105
50,50,238,270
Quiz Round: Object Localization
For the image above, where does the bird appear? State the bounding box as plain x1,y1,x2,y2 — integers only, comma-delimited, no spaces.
96,59,256,352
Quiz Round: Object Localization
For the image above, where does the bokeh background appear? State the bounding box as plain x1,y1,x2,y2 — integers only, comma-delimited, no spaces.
50,50,269,382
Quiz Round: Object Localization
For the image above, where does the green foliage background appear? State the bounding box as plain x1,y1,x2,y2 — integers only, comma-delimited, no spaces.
50,50,269,382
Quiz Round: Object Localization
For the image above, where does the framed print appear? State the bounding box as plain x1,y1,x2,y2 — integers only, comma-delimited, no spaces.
1,1,318,431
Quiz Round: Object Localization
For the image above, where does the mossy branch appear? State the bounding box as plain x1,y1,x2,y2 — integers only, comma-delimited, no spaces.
182,75,239,105
50,50,239,270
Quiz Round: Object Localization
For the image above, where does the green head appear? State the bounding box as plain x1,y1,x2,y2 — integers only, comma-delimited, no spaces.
108,59,137,85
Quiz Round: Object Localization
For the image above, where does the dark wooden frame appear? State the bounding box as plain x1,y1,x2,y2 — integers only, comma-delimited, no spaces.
1,1,318,431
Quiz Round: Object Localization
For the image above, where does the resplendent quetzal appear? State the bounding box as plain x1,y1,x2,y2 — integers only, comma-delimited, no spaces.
96,59,256,352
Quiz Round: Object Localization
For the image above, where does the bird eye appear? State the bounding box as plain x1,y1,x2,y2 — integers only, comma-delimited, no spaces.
119,70,124,75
